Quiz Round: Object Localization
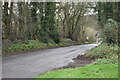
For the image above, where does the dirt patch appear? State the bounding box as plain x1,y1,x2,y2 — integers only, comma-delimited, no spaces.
54,55,95,70
39,55,95,76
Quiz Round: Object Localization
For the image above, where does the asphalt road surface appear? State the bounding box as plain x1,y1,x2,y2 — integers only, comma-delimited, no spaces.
3,44,98,78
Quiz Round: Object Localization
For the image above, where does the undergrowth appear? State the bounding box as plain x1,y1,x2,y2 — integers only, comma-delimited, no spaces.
85,43,118,64
5,40,80,53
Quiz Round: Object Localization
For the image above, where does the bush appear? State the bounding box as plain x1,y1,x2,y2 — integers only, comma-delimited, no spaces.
101,19,118,45
85,43,118,59
49,31,60,44
6,40,73,53
28,40,40,44
85,43,118,64
6,40,48,52
60,38,73,43
93,58,118,65
41,37,50,43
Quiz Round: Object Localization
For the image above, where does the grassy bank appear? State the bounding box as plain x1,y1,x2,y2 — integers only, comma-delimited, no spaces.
35,43,118,78
85,43,118,64
3,40,82,56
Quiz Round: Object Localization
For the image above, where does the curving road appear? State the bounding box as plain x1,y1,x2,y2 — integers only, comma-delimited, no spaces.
3,44,98,78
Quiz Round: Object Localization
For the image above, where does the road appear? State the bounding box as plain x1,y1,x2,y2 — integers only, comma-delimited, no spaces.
3,44,98,78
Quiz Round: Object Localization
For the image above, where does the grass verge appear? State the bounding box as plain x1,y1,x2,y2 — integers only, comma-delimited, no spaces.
3,40,82,56
36,64,118,78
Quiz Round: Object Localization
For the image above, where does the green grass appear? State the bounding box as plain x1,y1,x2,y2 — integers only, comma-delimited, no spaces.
5,41,77,53
35,43,119,78
36,64,118,78
6,43,48,52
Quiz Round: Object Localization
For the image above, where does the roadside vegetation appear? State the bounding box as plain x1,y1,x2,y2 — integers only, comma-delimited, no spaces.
2,1,119,78
85,44,118,64
4,39,82,55
36,64,118,78
2,2,99,55
35,2,119,78
36,43,118,78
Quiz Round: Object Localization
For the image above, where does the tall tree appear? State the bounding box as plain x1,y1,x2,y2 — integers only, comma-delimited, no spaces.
42,2,60,43
3,2,13,40
97,2,119,44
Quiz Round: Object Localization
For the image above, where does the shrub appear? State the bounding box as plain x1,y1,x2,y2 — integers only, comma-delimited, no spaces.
6,41,72,53
93,58,118,65
101,19,118,45
85,43,118,64
85,43,118,59
60,38,73,43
